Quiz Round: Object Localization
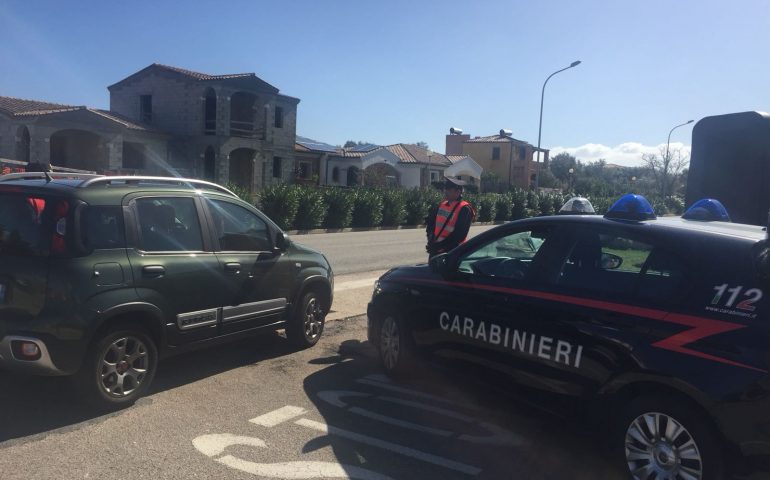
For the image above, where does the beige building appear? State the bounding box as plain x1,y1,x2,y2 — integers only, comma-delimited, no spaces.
445,129,547,189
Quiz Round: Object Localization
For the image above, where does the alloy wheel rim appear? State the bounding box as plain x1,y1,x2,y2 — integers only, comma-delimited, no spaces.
304,297,323,340
380,316,400,370
625,411,703,480
99,336,149,398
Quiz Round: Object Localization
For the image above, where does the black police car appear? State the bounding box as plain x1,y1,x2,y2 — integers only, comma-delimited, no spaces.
367,194,770,480
0,173,333,407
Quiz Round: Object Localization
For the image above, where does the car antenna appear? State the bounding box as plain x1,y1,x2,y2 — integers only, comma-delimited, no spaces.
44,171,53,183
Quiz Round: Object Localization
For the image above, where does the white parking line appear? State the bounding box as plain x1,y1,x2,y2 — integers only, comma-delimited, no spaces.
294,418,482,476
250,406,308,427
355,379,473,409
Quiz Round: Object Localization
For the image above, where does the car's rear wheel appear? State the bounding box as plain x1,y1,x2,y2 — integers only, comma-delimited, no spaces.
378,314,414,378
615,395,724,480
77,325,158,408
286,290,326,348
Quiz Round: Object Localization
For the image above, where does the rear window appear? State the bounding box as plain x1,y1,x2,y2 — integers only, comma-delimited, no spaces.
0,193,48,256
81,206,126,250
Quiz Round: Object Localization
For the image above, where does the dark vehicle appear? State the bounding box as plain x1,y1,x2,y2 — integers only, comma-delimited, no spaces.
0,173,333,406
687,111,770,226
368,194,770,480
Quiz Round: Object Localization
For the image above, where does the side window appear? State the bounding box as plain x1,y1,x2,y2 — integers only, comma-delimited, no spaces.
135,197,203,252
207,199,271,252
82,206,125,250
558,230,683,301
458,229,550,280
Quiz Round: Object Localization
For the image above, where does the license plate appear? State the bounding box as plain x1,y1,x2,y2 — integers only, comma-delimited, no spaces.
0,283,5,303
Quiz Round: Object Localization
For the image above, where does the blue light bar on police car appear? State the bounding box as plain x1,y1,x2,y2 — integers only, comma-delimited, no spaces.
604,194,657,221
682,198,731,222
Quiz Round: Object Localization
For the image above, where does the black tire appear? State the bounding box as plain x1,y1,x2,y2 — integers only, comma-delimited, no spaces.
286,290,326,348
614,395,724,480
377,313,415,379
76,325,158,408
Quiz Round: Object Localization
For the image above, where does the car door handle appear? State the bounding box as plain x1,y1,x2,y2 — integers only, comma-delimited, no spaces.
142,265,165,277
224,262,242,274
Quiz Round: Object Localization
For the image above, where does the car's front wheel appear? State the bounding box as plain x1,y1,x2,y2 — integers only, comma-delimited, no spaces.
378,314,414,378
615,395,724,480
77,325,158,408
286,290,326,348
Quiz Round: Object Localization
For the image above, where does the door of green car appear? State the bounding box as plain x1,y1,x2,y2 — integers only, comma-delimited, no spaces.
125,195,225,346
203,197,292,335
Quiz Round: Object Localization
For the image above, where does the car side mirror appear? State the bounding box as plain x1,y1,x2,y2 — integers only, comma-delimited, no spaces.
600,252,623,270
274,232,290,253
429,253,452,277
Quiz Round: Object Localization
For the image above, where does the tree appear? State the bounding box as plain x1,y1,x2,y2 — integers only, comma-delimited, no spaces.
414,141,430,150
549,153,577,184
642,146,689,197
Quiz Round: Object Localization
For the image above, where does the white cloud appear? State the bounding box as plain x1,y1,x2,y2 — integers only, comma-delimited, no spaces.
550,142,692,167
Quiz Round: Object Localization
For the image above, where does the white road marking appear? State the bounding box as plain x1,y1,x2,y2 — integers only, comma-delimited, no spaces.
294,418,483,476
193,433,393,480
334,277,379,292
317,390,524,446
355,379,472,409
217,456,394,480
348,407,453,437
193,433,267,457
250,406,308,427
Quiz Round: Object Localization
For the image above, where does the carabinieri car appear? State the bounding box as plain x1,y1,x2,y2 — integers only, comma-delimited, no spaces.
367,195,770,480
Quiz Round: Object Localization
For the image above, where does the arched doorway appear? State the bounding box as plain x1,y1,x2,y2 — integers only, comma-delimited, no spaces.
229,148,255,193
346,166,361,186
364,163,399,187
204,88,217,135
204,146,216,181
15,126,30,163
230,92,256,137
50,129,104,171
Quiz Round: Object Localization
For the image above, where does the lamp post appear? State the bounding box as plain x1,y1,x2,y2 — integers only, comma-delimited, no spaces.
568,167,574,192
663,119,694,197
535,60,581,191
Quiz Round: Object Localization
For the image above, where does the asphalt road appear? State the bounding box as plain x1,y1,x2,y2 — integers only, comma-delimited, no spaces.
293,225,498,275
0,316,625,480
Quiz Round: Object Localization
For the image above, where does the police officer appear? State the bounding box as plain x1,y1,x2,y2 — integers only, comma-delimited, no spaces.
426,177,476,258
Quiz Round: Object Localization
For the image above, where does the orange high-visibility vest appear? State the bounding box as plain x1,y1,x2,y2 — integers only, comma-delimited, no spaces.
433,200,472,242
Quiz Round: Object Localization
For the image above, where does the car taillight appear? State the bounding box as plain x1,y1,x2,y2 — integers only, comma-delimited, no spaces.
51,200,69,254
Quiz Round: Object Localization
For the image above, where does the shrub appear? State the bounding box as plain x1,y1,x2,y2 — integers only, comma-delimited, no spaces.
351,188,384,227
293,187,326,230
405,188,440,225
381,189,407,226
526,190,540,217
510,188,528,220
322,188,355,228
494,193,513,221
258,183,299,230
538,193,555,216
476,194,498,222
225,182,253,204
665,196,685,215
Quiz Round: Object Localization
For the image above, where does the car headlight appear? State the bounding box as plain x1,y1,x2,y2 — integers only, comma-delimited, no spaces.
371,280,382,300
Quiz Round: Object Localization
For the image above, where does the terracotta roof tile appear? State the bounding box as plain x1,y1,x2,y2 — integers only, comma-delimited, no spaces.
0,96,77,115
154,63,253,81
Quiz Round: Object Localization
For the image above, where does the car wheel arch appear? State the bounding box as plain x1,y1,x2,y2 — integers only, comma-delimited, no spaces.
91,302,166,352
292,276,331,314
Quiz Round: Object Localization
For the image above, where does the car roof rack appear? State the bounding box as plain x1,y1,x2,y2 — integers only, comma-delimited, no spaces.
77,176,239,198
0,172,101,183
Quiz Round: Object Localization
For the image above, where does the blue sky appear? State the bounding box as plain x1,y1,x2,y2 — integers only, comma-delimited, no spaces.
1,0,768,166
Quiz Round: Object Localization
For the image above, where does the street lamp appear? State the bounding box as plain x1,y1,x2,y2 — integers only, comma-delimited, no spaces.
663,119,694,196
535,60,581,191
568,167,574,192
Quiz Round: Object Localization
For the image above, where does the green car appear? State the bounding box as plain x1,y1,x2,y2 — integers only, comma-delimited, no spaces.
0,173,333,407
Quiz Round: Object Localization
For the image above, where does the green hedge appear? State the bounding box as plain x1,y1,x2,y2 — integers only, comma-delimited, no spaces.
248,183,678,231
322,188,354,228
